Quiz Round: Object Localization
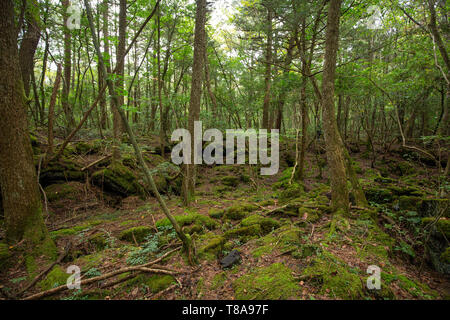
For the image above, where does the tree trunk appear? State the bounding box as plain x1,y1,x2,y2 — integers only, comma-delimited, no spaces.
47,64,62,155
0,0,55,260
183,0,206,206
262,7,273,129
62,0,75,131
19,0,41,99
321,0,349,214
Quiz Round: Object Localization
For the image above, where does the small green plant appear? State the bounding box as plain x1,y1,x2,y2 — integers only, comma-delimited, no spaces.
84,267,102,278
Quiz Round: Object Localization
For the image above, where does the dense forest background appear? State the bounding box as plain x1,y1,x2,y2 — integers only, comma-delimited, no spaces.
0,0,449,300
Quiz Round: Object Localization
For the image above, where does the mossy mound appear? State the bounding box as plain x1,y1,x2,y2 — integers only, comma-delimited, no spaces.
211,272,228,290
92,163,145,197
209,208,224,219
302,250,363,299
278,184,304,204
397,196,423,211
223,203,258,220
75,141,100,155
119,226,154,243
382,270,438,299
224,224,261,241
198,233,226,260
73,253,104,272
44,182,82,202
221,176,239,187
125,274,176,294
38,265,70,291
50,220,103,239
88,232,108,250
233,263,299,299
422,218,450,239
155,213,217,231
241,214,280,234
40,158,85,186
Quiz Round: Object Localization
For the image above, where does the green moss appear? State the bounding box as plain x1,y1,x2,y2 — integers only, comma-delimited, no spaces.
302,250,363,299
119,220,137,227
260,199,275,206
119,226,153,243
75,141,99,155
156,213,217,230
422,217,450,238
196,233,226,261
221,176,239,187
251,245,274,258
398,196,422,211
209,208,224,219
88,232,108,250
440,247,450,264
223,203,257,220
233,263,299,299
74,253,104,272
241,214,280,234
91,163,144,197
364,187,394,204
211,272,228,290
38,265,70,291
278,184,304,204
50,220,103,239
40,158,85,185
224,225,261,241
0,243,11,267
44,182,80,201
126,274,176,294
382,271,437,299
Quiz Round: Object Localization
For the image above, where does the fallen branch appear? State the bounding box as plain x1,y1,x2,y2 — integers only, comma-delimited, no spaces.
81,154,112,171
22,246,181,300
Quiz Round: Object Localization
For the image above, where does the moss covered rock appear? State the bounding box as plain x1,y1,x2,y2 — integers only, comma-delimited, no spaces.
88,232,108,250
233,263,299,299
198,234,226,260
224,224,261,241
221,176,239,187
302,250,363,299
92,163,145,197
223,203,258,220
40,158,85,186
44,182,81,202
209,208,224,219
241,214,280,234
38,265,70,291
125,274,176,294
398,196,423,211
119,226,153,243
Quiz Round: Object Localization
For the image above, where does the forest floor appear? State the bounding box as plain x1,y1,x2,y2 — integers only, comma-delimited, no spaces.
0,131,449,300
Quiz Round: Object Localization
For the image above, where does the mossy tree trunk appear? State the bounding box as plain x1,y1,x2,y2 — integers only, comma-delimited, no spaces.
0,0,56,262
321,0,350,215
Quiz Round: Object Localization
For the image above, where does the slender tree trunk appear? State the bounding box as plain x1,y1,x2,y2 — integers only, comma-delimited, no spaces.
0,0,55,261
62,0,75,131
262,7,273,129
183,0,206,206
19,0,41,99
321,0,349,214
47,64,62,155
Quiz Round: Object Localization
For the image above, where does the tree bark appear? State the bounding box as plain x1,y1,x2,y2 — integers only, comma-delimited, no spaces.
62,0,75,131
321,0,350,214
183,0,207,206
262,7,273,129
19,0,41,99
47,64,62,155
0,0,55,258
